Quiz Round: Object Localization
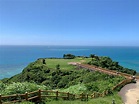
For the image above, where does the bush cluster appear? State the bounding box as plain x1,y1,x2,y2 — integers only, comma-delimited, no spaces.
89,54,136,75
0,81,47,95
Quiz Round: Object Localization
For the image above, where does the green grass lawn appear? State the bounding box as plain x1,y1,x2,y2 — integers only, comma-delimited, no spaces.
45,57,91,70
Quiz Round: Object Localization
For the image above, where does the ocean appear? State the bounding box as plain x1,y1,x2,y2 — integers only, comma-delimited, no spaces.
0,45,139,79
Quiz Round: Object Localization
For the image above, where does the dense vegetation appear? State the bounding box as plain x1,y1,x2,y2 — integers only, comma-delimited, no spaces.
1,54,136,103
2,56,124,95
88,54,136,75
0,81,47,95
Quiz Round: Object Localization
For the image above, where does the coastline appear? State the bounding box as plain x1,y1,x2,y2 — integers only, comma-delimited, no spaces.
119,80,139,104
0,46,139,79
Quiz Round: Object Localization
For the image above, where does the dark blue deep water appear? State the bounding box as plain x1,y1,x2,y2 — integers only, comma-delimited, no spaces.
0,45,139,79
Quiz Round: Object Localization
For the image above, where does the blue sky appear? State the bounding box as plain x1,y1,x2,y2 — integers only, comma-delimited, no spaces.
0,0,139,46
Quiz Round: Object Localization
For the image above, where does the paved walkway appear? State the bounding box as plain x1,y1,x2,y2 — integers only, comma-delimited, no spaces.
119,80,139,104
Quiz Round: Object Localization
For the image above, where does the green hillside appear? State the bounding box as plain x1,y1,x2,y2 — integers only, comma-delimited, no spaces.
1,54,136,103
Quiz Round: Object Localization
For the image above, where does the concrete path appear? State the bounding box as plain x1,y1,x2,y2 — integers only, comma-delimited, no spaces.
119,80,139,104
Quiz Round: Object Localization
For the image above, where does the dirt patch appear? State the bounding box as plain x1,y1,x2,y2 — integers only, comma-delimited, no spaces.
68,62,81,65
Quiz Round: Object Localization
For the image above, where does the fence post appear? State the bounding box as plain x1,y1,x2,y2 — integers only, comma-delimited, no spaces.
86,93,88,101
38,89,41,102
0,94,2,104
67,92,69,100
102,91,105,96
73,94,75,100
25,92,28,101
17,94,21,102
81,93,83,101
56,91,58,100
91,93,93,98
106,90,108,95
94,92,96,98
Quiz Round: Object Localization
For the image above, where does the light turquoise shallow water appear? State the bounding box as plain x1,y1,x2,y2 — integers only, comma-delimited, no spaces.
0,45,139,79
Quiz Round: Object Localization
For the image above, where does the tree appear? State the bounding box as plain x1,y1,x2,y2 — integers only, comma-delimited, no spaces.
56,64,60,70
63,54,75,59
90,54,95,58
42,59,46,64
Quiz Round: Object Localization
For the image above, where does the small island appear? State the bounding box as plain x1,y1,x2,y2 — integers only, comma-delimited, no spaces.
0,54,138,104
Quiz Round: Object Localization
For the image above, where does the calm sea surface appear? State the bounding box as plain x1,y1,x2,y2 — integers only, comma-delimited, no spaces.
0,45,139,79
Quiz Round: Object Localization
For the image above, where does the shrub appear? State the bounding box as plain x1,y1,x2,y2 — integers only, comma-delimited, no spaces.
2,82,47,95
63,54,75,59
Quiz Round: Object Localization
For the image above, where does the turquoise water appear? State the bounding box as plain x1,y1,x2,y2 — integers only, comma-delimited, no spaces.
0,45,139,79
